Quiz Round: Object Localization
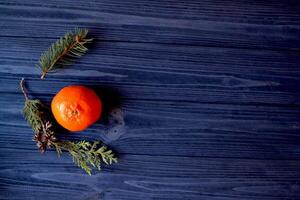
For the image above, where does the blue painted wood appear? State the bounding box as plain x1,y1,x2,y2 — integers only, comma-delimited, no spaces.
1,1,300,200
1,0,300,50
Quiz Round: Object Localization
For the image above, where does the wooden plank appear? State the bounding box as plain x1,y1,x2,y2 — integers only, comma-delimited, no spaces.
1,38,300,105
0,0,300,50
1,150,300,200
1,92,300,159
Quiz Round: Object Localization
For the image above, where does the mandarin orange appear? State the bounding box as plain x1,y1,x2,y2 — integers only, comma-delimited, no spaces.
51,85,102,132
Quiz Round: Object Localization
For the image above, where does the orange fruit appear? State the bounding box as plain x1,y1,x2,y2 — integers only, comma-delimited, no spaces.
51,85,102,132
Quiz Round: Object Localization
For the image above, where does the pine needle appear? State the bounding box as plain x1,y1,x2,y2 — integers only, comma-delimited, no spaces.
37,28,93,79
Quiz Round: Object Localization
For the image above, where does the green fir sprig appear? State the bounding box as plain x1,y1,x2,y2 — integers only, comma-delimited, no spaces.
20,78,57,152
38,28,93,79
20,78,117,175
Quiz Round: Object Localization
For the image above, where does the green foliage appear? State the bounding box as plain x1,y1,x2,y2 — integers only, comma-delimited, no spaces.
38,28,93,79
52,141,117,175
20,78,57,152
20,78,46,135
23,99,45,133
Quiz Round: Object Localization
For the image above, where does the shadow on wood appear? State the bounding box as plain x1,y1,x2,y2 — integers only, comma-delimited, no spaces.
90,85,124,124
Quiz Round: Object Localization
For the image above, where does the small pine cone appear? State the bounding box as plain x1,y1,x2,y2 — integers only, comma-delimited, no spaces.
36,141,42,148
33,132,40,141
33,121,57,152
36,140,46,153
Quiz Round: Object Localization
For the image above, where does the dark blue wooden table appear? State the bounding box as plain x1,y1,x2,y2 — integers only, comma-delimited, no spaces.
1,1,300,199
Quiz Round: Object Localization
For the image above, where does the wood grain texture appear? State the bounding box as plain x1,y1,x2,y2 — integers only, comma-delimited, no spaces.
1,38,300,105
1,0,300,200
0,0,300,50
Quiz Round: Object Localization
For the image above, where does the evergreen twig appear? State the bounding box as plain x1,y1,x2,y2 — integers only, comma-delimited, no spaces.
38,28,93,79
20,78,57,152
52,141,117,175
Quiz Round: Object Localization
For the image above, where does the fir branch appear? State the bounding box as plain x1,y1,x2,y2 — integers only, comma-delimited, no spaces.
20,78,57,152
52,141,117,175
38,28,93,79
